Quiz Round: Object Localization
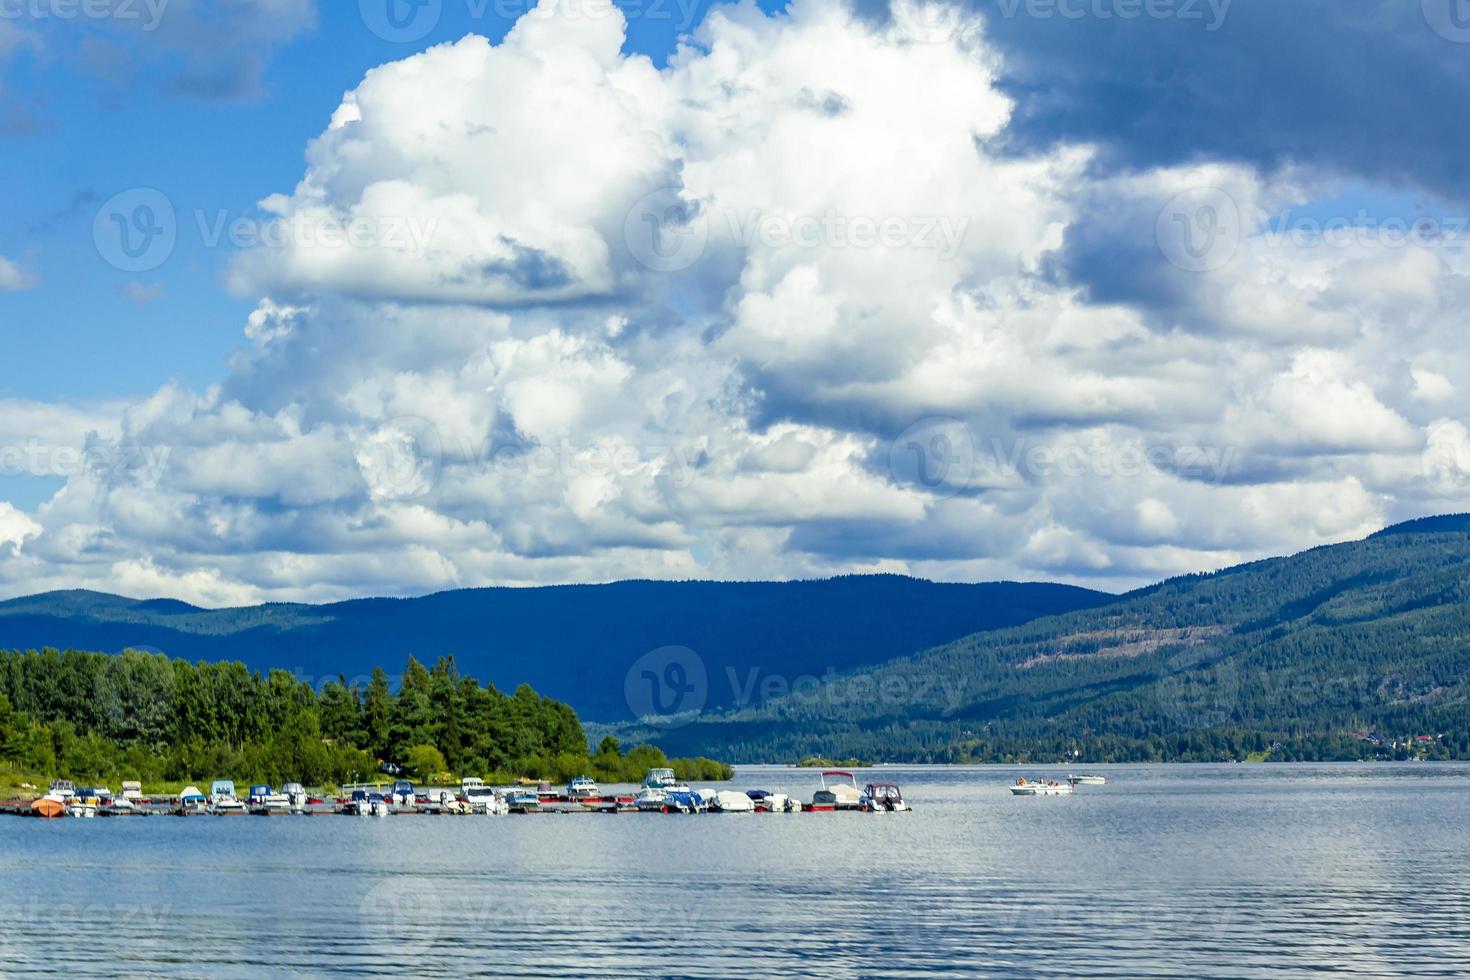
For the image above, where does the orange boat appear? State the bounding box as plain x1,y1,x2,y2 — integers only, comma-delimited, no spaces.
30,798,65,819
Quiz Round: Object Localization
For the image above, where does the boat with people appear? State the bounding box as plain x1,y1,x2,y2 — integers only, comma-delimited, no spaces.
858,783,910,812
1010,777,1073,796
811,770,863,810
1069,774,1107,786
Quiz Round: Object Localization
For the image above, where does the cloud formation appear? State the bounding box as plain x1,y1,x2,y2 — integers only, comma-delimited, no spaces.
4,0,1470,605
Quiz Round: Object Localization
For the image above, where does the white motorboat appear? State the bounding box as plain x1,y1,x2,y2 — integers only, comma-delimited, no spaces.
858,783,911,812
641,768,679,789
209,780,248,815
1010,778,1073,796
811,770,863,809
634,782,692,812
462,780,509,814
710,790,756,812
746,790,800,813
282,783,309,813
566,776,600,800
1069,774,1107,786
45,780,76,803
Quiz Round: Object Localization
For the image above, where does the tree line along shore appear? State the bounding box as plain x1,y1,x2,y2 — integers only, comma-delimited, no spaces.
0,647,732,792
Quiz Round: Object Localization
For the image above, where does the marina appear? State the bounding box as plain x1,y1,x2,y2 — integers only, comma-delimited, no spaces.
0,770,918,820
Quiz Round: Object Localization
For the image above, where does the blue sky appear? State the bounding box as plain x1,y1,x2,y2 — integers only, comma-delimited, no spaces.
0,1,788,404
2,0,1470,604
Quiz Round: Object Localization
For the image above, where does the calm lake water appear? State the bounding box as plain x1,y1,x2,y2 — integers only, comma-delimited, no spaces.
5,763,1470,977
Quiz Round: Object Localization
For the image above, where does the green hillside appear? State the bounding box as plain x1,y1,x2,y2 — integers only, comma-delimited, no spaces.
639,516,1470,763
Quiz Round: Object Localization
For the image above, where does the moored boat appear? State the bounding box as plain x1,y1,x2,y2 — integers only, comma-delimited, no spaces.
209,780,248,815
641,768,678,790
31,797,66,819
566,776,600,800
176,786,209,815
811,770,863,810
858,783,910,812
710,790,755,812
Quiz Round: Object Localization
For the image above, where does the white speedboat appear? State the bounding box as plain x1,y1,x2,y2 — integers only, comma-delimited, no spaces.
811,770,863,809
1010,778,1072,796
1069,774,1107,786
462,781,509,815
209,780,248,815
566,776,600,800
858,782,911,812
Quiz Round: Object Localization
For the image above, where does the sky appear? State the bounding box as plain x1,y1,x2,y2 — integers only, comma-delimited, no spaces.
1,0,1470,605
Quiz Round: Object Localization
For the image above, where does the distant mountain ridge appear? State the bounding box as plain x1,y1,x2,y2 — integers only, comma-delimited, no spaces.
633,516,1470,763
0,576,1111,722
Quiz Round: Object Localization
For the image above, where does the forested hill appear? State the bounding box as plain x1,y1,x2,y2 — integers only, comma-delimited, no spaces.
638,516,1470,763
0,577,1109,722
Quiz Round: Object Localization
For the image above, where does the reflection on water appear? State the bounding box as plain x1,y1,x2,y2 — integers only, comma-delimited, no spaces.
5,764,1470,977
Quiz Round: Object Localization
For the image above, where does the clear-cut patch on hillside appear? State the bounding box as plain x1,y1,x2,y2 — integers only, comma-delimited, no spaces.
1016,626,1230,669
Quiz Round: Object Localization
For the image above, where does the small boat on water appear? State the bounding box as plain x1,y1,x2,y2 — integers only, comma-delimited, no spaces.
710,790,756,813
566,776,600,800
1069,774,1107,786
811,770,863,810
508,789,543,814
461,779,508,814
248,784,291,815
745,790,800,813
45,780,76,803
858,783,910,812
282,783,309,813
208,780,247,815
642,768,679,789
176,787,209,815
68,786,106,818
1010,777,1072,796
31,797,66,819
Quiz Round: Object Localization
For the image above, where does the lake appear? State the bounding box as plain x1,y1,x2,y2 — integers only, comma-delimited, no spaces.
5,763,1469,977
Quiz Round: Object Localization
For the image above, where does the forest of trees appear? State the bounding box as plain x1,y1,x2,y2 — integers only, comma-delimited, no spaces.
638,524,1470,764
0,648,731,788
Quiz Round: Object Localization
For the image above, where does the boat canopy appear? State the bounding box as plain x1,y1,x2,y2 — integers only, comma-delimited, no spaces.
211,780,236,796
